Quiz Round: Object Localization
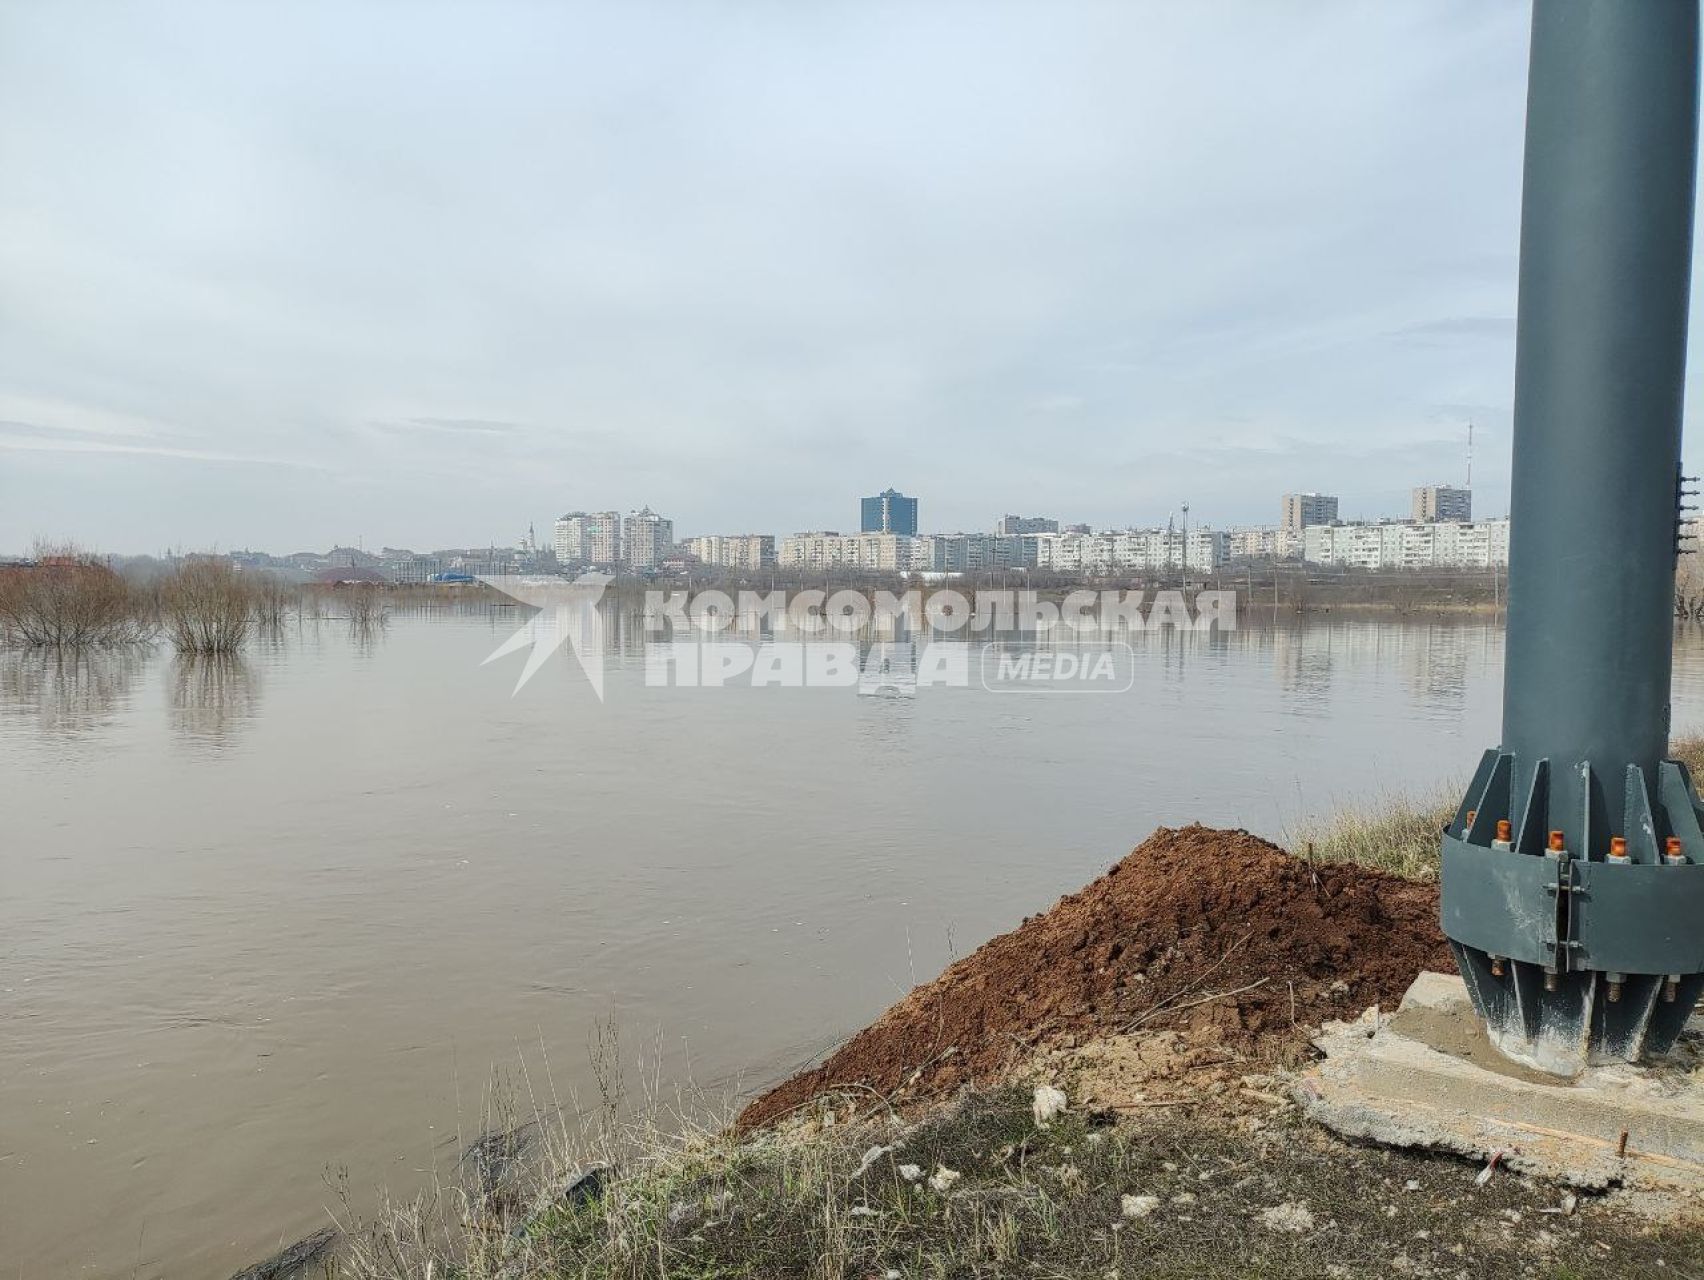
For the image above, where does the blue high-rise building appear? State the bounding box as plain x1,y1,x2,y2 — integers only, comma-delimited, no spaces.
860,488,918,535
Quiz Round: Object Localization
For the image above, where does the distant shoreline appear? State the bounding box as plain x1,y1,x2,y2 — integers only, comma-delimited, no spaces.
337,567,1513,618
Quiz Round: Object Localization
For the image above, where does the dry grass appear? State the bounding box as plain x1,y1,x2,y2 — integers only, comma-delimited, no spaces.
1673,733,1704,780
324,744,1704,1279
1284,733,1704,883
1285,789,1459,882
333,1083,1704,1280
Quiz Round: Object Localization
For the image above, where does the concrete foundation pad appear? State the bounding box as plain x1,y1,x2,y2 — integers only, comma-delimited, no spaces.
1296,972,1704,1193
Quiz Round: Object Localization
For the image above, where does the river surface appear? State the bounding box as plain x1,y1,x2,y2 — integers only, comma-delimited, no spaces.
8,609,1704,1277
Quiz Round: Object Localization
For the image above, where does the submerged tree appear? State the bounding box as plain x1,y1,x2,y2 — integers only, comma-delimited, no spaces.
159,558,257,654
0,545,152,647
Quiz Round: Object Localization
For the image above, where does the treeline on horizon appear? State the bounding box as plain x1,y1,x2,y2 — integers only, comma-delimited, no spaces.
0,543,384,653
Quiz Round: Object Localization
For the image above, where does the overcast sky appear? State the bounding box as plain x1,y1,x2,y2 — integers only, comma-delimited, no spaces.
4,0,1693,555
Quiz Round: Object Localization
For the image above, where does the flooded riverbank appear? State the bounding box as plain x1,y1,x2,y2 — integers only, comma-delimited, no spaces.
6,613,1704,1276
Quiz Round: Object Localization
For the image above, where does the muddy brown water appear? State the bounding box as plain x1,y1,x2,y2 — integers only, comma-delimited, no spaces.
7,612,1704,1277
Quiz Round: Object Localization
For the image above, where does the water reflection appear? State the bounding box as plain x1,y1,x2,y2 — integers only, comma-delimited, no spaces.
0,646,149,734
1405,624,1473,710
254,616,293,653
346,617,388,655
169,653,260,744
1272,626,1336,702
586,595,1499,725
18,610,1704,1280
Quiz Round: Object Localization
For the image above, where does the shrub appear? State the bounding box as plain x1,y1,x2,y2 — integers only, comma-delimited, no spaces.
159,559,256,654
0,549,151,647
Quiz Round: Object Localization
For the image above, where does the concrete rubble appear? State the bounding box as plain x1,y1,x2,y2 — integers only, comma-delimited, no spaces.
1296,971,1704,1193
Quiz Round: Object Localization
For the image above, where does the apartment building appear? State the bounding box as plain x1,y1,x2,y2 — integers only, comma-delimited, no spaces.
554,511,623,565
1033,528,1226,574
778,531,914,571
623,507,674,569
994,514,1059,536
1303,519,1509,569
1281,492,1339,533
1412,485,1472,522
1226,527,1301,561
682,534,776,571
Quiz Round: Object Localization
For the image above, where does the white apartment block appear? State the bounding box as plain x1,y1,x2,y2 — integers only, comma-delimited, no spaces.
911,533,1025,572
777,532,842,570
773,526,1235,576
1186,529,1228,571
778,531,914,572
682,534,776,570
1032,528,1226,574
554,511,624,565
623,507,674,569
1303,523,1405,570
994,514,1059,536
1303,520,1509,569
858,534,914,571
1035,532,1111,574
1226,527,1301,561
1435,520,1509,568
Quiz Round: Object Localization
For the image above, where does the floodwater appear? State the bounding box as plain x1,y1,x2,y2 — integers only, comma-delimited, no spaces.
7,607,1704,1277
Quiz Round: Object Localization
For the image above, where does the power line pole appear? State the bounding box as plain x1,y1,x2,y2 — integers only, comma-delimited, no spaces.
1181,501,1191,595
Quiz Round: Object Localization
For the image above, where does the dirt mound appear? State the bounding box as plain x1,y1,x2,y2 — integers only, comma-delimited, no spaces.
738,825,1449,1131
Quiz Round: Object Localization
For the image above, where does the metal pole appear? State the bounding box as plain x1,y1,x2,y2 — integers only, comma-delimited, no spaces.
1440,0,1704,1073
1501,0,1698,835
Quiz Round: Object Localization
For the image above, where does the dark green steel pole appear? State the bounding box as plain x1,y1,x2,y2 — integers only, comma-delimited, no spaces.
1502,0,1698,837
1441,1,1704,1073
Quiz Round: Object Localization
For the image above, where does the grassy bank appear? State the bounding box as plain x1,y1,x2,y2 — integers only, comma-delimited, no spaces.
1286,788,1459,880
324,751,1704,1280
1280,732,1704,881
340,1085,1702,1280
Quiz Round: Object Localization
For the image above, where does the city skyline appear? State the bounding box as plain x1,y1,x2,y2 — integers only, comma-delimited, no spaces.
86,470,1506,578
16,456,1506,562
0,390,1501,556
9,467,1497,562
4,2,1656,555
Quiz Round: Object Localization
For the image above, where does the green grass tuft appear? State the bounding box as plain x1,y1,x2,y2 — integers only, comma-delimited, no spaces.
1285,734,1704,883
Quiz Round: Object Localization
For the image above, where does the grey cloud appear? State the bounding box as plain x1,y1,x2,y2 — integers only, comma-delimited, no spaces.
394,418,522,436
0,420,141,445
0,433,329,469
0,0,1655,551
1389,316,1518,342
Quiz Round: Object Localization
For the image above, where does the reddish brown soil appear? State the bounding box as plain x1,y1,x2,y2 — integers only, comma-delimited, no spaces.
738,825,1450,1131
